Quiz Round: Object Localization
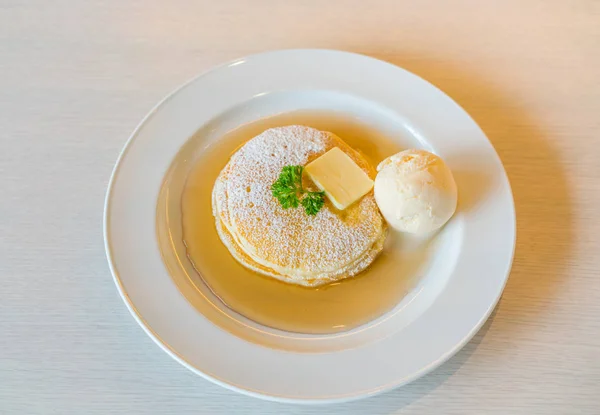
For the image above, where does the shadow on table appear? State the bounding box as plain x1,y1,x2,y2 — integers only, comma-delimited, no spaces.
330,52,573,413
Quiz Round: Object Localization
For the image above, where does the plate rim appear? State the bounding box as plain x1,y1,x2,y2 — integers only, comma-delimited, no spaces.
104,49,516,404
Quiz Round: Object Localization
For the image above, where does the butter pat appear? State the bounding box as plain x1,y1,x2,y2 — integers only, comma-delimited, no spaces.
305,147,374,210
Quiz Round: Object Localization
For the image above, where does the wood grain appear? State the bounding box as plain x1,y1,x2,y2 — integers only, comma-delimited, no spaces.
1,1,599,413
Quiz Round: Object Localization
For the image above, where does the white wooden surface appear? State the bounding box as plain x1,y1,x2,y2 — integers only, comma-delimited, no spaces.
1,1,599,413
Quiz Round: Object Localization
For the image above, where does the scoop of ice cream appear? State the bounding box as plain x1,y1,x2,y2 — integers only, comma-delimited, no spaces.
374,149,457,234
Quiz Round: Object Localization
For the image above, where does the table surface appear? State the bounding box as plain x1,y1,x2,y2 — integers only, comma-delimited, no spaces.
2,1,599,414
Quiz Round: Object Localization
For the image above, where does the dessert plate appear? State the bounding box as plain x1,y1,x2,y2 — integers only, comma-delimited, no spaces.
104,49,515,403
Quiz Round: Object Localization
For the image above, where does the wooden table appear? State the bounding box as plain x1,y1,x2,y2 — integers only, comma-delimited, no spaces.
1,1,599,413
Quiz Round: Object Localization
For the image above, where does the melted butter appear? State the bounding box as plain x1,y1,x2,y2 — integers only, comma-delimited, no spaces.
181,111,422,334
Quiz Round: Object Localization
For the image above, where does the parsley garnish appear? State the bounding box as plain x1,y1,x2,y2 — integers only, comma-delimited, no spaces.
301,190,325,215
271,165,325,216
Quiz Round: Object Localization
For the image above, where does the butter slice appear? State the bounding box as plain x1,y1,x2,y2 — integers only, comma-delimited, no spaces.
305,147,374,210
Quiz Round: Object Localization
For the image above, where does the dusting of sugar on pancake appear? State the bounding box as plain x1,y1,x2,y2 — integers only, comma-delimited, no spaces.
212,125,386,286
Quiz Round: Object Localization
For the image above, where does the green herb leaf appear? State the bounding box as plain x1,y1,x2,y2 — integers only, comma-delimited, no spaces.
301,191,325,216
271,165,325,215
271,165,304,209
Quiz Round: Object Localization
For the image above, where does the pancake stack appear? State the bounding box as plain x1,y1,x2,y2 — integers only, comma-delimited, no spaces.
212,126,386,287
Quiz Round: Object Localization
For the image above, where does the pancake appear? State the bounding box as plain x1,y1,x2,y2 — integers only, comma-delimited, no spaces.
212,125,387,287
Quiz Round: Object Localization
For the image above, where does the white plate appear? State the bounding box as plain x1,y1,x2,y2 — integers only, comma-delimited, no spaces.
104,50,515,403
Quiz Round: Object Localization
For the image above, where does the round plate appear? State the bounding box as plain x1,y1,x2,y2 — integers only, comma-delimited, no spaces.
104,50,515,403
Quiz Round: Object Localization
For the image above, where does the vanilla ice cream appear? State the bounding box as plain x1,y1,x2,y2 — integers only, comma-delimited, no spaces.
374,149,457,234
